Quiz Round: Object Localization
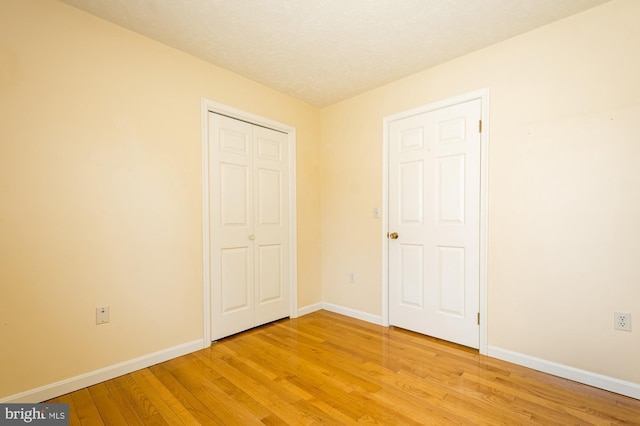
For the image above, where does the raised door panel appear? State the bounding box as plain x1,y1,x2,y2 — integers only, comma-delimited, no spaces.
436,246,465,317
399,244,424,308
436,155,465,224
256,244,283,304
220,163,249,227
220,247,251,313
399,161,424,224
257,168,281,226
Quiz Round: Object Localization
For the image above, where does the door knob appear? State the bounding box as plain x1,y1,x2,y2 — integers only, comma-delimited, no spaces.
389,232,399,239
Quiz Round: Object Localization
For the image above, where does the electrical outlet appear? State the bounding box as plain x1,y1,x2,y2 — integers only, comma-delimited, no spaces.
349,272,356,283
614,312,631,331
96,306,110,325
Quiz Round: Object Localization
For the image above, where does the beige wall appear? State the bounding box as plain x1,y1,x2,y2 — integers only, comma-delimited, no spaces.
321,0,640,384
0,0,321,398
2,0,638,401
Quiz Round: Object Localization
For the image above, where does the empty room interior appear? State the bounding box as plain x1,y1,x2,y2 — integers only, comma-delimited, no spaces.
1,0,639,423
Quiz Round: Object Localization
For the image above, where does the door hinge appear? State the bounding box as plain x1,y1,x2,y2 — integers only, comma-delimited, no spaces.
478,120,483,133
477,312,480,325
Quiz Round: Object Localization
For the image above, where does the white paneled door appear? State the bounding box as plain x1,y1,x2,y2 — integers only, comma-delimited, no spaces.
209,113,290,341
388,99,481,348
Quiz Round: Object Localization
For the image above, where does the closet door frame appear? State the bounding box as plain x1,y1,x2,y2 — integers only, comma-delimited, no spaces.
201,98,298,347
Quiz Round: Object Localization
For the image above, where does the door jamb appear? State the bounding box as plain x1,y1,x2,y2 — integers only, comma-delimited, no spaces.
201,98,298,348
381,88,489,355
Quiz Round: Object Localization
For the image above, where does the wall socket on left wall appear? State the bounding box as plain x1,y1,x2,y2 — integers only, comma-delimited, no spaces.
96,306,110,324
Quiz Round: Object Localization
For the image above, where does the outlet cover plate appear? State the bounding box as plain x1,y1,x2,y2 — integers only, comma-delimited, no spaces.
614,312,631,331
96,306,110,324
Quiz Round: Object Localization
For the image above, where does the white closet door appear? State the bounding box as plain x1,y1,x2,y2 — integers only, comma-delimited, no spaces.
209,113,289,340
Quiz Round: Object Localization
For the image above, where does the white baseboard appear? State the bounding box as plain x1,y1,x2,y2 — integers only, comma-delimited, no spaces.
1,340,204,403
298,302,383,326
488,346,640,400
321,303,384,326
297,302,323,317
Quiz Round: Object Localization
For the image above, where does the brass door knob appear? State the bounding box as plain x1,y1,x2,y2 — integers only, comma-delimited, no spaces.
389,232,399,239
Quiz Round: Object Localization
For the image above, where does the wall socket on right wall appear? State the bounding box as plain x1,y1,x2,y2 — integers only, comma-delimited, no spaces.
614,312,631,332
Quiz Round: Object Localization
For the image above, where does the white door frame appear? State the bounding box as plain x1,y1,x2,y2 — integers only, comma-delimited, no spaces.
201,98,298,347
381,89,489,355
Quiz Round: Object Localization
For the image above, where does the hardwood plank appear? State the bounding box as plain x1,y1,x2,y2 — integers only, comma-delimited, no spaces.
66,403,82,426
47,396,82,426
70,388,104,425
226,332,365,395
43,311,640,425
103,375,161,425
129,369,196,425
87,383,129,425
253,324,383,393
207,374,277,422
159,354,264,425
285,374,369,423
192,348,320,424
148,363,226,424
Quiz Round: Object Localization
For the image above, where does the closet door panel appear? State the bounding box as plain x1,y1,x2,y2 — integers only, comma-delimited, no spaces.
210,114,255,340
253,126,290,325
209,113,290,340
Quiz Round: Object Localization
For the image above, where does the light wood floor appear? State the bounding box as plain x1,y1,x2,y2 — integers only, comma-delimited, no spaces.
48,310,640,425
